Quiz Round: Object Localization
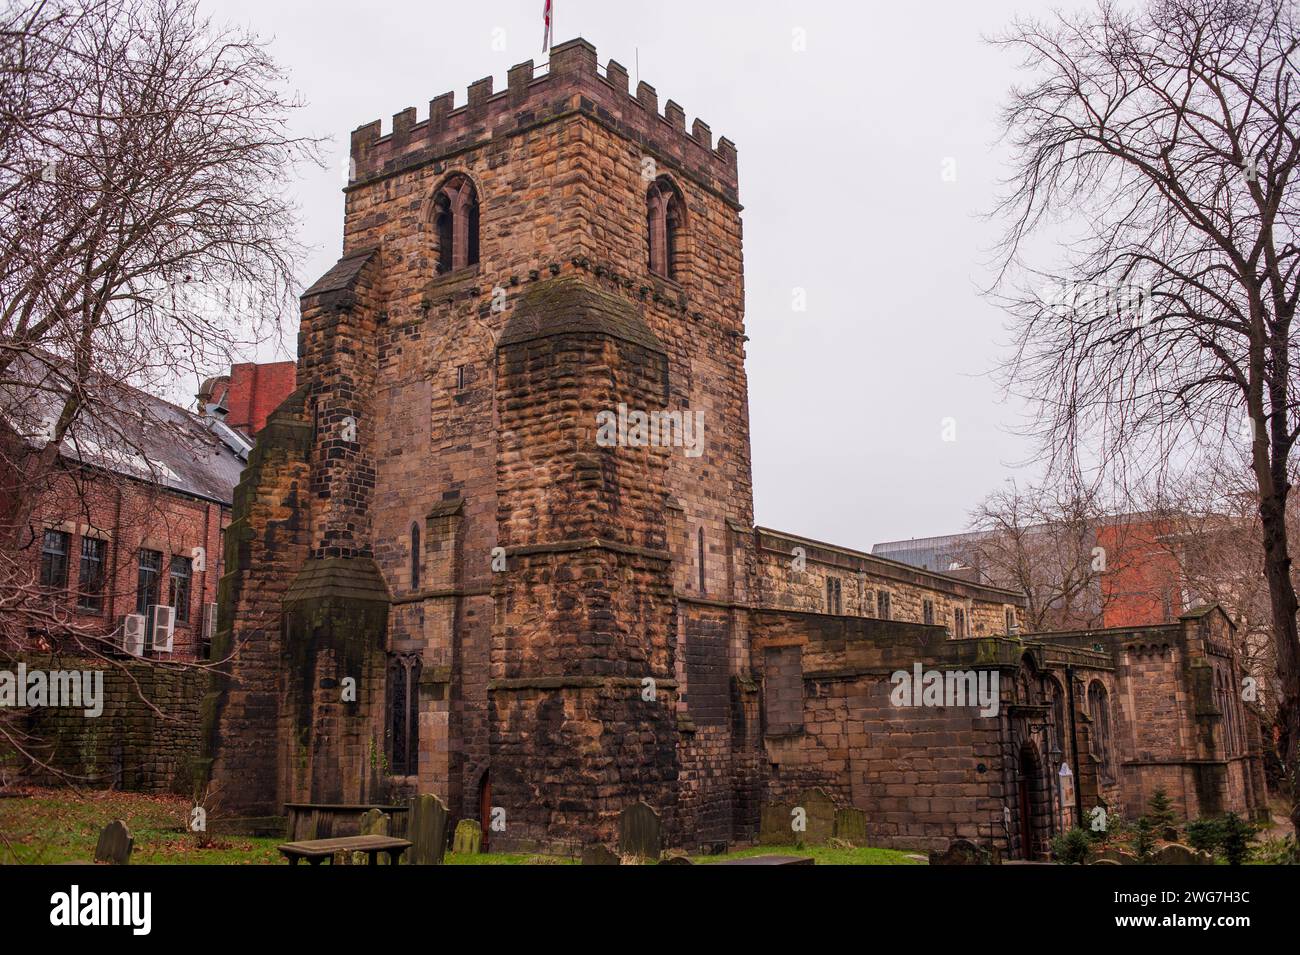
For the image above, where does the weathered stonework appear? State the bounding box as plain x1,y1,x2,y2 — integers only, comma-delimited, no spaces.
207,38,1268,855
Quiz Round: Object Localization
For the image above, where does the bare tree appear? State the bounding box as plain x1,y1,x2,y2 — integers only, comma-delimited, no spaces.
960,478,1131,631
992,0,1300,830
0,0,315,784
0,0,318,551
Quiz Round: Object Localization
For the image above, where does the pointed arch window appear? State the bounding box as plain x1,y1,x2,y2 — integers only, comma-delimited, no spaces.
432,174,480,274
1088,682,1114,782
388,654,422,776
647,177,684,280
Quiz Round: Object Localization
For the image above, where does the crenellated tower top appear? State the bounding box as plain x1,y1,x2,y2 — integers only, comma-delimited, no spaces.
348,38,738,203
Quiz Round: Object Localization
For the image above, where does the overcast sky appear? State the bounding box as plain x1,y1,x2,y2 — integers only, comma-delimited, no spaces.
201,0,1103,550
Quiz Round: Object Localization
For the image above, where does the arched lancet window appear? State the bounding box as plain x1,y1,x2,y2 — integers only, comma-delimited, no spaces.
432,174,480,274
409,522,421,591
697,526,706,594
646,177,684,280
388,654,422,776
1088,682,1113,781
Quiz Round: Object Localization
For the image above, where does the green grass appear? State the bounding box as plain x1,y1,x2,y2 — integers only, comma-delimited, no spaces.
0,788,282,865
692,843,925,865
0,789,923,865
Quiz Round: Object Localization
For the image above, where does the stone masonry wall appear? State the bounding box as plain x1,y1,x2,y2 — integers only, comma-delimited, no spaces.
8,652,203,793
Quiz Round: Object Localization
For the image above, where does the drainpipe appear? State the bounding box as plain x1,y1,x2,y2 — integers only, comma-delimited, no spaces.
1066,664,1084,827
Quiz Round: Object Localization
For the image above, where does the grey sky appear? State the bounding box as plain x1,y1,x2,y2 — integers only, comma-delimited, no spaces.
203,0,1093,549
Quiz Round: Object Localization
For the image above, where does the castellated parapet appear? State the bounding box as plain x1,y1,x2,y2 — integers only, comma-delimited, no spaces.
349,38,738,202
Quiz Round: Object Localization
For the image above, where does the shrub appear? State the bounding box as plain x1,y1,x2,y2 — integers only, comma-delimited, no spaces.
1051,827,1093,865
1185,817,1224,853
1147,788,1177,831
1219,813,1254,866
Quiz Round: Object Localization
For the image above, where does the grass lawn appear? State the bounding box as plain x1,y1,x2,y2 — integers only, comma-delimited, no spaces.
692,843,925,865
0,788,282,864
0,788,923,865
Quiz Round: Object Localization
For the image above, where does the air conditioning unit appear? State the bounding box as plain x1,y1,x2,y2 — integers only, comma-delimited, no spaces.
121,613,147,656
202,602,217,642
149,604,175,654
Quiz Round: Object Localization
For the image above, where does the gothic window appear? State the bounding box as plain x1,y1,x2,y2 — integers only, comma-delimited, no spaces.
388,654,422,776
877,590,891,620
1088,681,1114,781
923,599,934,625
825,577,842,614
646,177,684,280
432,174,480,274
409,522,421,591
953,607,967,638
1005,607,1016,634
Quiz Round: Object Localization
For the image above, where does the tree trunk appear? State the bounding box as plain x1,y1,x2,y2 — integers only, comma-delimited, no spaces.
1257,479,1300,833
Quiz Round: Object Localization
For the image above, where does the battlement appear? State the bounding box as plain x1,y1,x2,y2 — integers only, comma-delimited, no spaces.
348,38,738,201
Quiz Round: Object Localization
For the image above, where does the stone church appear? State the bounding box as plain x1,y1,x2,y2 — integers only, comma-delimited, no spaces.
204,39,1268,857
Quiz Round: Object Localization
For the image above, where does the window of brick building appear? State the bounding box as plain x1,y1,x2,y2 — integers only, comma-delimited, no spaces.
825,577,842,614
40,529,70,590
77,537,107,613
954,607,967,638
169,555,192,624
923,599,934,625
388,654,422,776
646,177,684,280
432,174,479,274
877,590,891,620
136,549,162,614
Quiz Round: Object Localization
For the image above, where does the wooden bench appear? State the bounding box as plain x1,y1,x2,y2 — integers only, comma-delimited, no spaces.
277,834,412,866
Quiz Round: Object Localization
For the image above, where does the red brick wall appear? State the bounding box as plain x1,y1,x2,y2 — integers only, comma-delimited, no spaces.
223,361,296,437
1099,518,1182,627
14,467,227,661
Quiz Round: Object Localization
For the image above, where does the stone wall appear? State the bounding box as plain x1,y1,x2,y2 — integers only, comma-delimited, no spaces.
6,653,204,793
754,528,1024,637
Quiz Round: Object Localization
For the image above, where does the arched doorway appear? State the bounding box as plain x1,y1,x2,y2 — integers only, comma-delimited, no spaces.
1017,742,1049,860
477,770,492,852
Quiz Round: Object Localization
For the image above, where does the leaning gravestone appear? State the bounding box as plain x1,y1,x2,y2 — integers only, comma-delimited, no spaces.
834,807,867,846
580,845,622,866
452,818,482,855
1152,843,1213,866
618,802,662,860
406,794,449,865
798,788,837,846
94,820,133,865
759,803,795,845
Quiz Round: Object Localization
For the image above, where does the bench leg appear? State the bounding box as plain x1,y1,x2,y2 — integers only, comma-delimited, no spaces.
367,850,378,865
386,849,402,865
309,856,325,866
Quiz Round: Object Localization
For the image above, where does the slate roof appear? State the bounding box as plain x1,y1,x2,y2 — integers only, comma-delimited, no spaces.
1,351,247,506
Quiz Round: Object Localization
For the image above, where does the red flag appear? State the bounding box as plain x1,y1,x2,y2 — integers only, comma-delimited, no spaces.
543,0,553,52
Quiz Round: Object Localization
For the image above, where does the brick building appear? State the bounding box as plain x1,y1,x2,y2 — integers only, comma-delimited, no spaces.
0,353,249,660
205,39,1267,856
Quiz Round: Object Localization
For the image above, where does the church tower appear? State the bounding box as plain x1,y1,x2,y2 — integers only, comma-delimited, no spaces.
208,38,756,849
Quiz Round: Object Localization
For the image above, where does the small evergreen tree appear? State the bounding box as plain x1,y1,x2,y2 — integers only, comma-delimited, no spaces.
1219,813,1254,866
1131,816,1156,862
1147,788,1177,831
1051,828,1093,865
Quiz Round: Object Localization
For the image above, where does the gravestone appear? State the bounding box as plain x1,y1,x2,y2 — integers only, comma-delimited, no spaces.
406,794,449,865
350,808,391,865
1152,843,1213,865
1095,847,1137,865
759,803,795,845
452,818,482,855
834,807,867,846
618,802,661,860
94,820,133,865
798,788,836,846
580,845,622,866
927,838,989,866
